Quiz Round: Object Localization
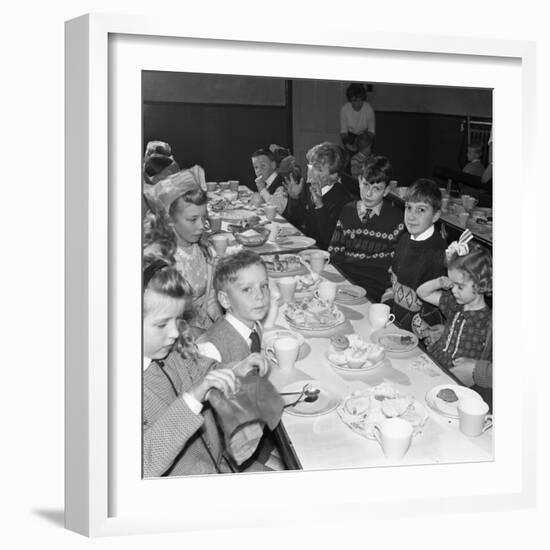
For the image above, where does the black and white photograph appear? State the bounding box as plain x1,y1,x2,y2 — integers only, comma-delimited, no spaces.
141,72,494,477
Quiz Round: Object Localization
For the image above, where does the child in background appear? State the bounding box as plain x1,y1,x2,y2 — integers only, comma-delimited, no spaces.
416,234,492,381
462,144,485,177
251,148,288,215
198,250,279,364
385,178,447,337
350,131,374,179
142,259,269,477
285,142,352,250
329,156,404,302
148,172,221,336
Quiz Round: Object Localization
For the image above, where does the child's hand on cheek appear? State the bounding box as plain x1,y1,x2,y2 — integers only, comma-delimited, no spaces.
439,276,454,290
190,368,237,402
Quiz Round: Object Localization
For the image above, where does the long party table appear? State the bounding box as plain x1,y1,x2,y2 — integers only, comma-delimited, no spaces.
206,183,493,471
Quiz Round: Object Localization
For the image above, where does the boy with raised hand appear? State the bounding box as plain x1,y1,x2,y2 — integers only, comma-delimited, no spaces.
284,142,352,250
328,155,405,302
384,178,447,339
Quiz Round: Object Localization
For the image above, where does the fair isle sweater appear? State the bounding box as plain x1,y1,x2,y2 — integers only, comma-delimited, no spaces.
328,199,405,302
390,230,447,334
143,351,230,478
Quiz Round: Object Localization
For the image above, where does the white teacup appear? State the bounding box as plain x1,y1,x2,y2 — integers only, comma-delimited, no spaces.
264,204,277,222
267,222,279,242
278,276,297,303
368,303,395,330
265,336,300,369
211,233,228,257
458,212,470,227
458,398,493,437
314,281,337,304
307,251,330,274
372,417,413,460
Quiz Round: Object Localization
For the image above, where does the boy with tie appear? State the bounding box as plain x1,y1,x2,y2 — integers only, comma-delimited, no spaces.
328,156,405,302
197,250,278,363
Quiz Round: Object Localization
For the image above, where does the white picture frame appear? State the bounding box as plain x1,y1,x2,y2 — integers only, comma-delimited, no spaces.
65,13,537,537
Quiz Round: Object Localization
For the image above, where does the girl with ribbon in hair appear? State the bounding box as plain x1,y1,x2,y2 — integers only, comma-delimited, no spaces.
142,258,270,477
146,169,222,336
416,230,493,385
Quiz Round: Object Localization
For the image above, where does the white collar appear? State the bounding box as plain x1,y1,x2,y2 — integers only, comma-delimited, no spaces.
226,313,260,342
410,225,435,241
143,356,152,372
265,172,278,189
321,177,340,196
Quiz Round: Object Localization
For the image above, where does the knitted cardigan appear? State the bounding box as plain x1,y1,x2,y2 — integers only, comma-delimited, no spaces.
328,199,405,302
390,229,447,334
143,351,230,478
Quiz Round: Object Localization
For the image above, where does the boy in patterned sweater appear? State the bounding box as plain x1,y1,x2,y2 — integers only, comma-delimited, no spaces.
384,178,447,338
328,156,405,302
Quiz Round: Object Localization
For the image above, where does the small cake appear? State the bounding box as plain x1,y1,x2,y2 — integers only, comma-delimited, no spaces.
437,388,459,403
330,335,349,351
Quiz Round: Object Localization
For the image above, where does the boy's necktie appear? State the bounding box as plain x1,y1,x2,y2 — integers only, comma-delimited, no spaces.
361,207,372,223
249,329,261,353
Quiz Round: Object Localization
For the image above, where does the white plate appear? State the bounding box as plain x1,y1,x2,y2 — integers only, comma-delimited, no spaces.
338,385,429,438
326,352,385,373
222,209,256,222
263,254,307,277
334,284,367,304
284,303,345,331
281,380,341,417
370,328,418,353
277,236,316,250
425,384,483,418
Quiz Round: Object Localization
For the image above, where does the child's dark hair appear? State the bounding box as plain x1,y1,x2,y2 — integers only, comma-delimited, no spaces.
447,244,493,295
168,187,213,261
361,155,392,185
251,148,276,162
404,178,442,212
306,142,344,175
143,259,196,358
346,82,367,102
213,250,266,292
355,131,373,151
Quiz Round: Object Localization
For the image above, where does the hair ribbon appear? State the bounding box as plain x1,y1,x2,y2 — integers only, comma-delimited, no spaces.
445,229,474,259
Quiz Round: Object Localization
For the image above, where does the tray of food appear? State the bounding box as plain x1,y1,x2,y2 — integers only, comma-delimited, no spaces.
338,382,429,439
326,334,385,372
283,296,345,331
263,254,307,277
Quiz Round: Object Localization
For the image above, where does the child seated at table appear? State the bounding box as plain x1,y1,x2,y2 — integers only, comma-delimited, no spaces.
285,142,353,250
197,250,279,363
142,258,271,477
462,143,485,177
328,155,405,302
416,236,492,379
148,171,221,336
251,147,289,215
350,131,374,179
384,178,447,337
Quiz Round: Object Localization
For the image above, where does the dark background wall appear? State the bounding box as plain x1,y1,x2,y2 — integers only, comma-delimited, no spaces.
142,72,492,189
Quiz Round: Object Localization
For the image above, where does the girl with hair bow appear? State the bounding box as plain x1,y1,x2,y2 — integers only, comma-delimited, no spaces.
416,230,493,383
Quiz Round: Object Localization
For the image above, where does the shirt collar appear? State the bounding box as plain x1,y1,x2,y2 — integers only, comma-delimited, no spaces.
357,200,383,218
410,224,435,241
226,313,260,343
143,356,152,371
265,172,278,189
